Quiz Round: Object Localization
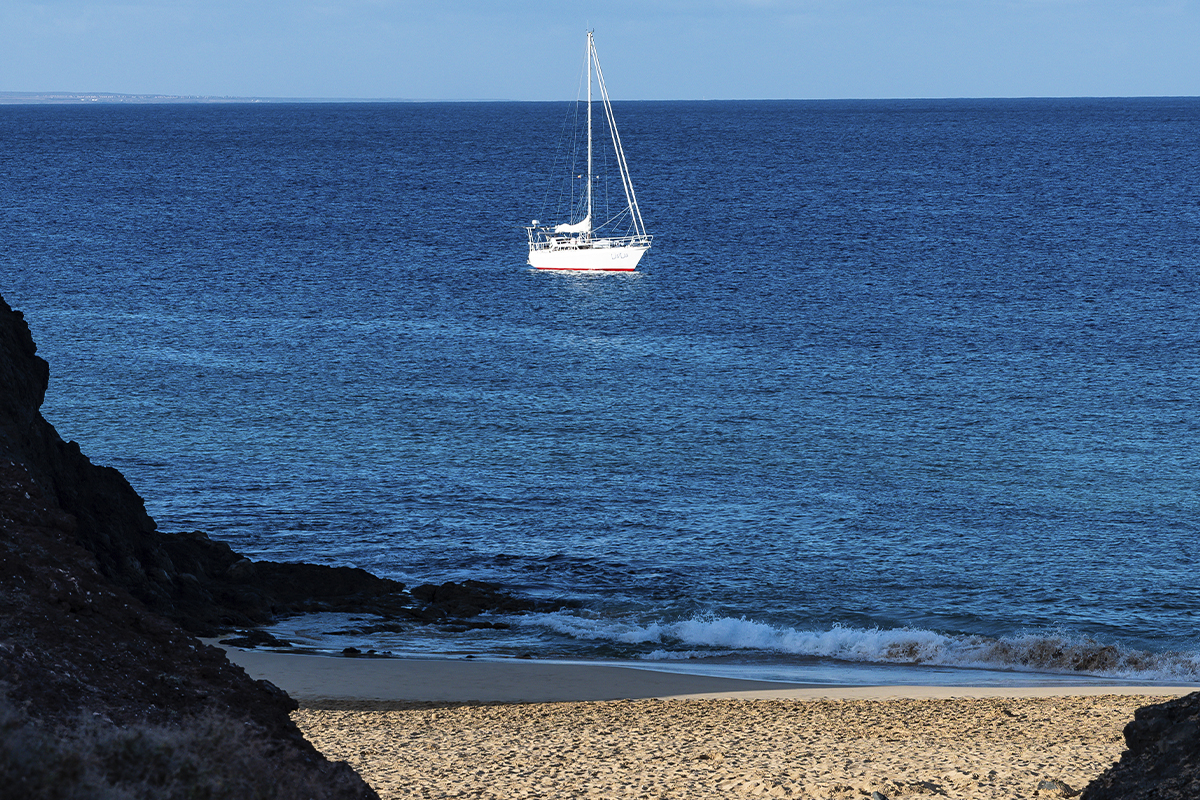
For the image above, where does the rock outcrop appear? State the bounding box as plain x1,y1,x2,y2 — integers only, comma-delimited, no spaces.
0,292,567,796
0,288,561,717
0,296,404,635
0,293,557,638
0,293,380,797
1082,691,1200,799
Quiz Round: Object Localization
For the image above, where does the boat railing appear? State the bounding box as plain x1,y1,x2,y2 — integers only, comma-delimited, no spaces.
526,227,652,252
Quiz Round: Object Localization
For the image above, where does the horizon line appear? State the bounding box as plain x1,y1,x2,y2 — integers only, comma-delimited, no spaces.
2,91,1198,105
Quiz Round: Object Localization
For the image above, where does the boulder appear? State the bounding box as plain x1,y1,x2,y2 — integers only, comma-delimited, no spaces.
411,579,547,617
1082,692,1200,799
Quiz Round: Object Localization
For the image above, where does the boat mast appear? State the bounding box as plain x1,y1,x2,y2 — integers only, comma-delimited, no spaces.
586,30,593,239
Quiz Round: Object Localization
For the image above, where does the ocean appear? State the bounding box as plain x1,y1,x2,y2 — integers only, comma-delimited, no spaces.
3,98,1200,686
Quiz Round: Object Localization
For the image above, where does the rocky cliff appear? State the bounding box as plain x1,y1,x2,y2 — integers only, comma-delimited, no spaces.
0,293,560,797
0,294,416,636
0,293,379,797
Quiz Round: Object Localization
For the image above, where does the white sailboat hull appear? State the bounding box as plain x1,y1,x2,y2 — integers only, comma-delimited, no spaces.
528,240,649,271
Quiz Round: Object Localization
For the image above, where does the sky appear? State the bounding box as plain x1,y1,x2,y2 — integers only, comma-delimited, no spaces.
2,0,1199,101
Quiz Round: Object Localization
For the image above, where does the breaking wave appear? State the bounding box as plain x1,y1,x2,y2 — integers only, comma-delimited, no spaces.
511,611,1200,682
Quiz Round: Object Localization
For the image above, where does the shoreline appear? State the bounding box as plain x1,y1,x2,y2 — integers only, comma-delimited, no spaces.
216,643,1196,703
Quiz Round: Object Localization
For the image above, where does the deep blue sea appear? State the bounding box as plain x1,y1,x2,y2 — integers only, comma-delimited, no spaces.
4,98,1200,686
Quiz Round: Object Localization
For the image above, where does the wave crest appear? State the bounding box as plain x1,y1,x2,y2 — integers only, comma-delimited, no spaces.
512,612,1200,681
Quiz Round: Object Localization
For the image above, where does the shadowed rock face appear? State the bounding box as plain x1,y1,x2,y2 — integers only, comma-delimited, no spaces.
1,293,560,762
0,293,379,798
0,297,156,587
0,296,404,636
1082,692,1200,800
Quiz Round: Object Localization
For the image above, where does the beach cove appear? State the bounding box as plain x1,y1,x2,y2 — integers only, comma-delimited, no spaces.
224,646,1191,799
9,100,1200,798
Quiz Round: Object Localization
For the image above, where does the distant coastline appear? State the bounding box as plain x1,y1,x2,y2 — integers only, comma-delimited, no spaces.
0,91,414,104
0,91,491,104
0,91,266,104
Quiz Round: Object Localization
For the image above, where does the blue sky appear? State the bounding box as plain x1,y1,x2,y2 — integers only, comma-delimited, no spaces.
3,0,1199,100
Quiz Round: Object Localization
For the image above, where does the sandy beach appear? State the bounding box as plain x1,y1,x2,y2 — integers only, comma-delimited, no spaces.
221,647,1193,799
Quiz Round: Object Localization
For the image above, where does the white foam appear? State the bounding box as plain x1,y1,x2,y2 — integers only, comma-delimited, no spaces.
510,611,1200,682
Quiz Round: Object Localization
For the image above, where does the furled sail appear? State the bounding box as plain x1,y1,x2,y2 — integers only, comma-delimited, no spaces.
554,215,591,233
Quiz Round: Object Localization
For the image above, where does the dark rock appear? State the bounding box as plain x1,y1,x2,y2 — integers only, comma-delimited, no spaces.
342,647,362,657
0,294,378,799
411,579,554,617
1082,692,1200,799
224,557,257,582
219,629,293,648
0,295,419,639
0,458,375,798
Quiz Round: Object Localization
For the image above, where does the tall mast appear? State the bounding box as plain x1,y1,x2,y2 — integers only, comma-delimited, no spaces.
586,30,593,237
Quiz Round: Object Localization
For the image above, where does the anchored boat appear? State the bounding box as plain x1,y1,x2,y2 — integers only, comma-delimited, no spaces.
526,31,652,272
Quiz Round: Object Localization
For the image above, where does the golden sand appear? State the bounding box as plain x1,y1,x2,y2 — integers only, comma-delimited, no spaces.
293,694,1166,799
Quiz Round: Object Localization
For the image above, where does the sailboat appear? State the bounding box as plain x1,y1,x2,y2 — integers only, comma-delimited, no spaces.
526,31,652,271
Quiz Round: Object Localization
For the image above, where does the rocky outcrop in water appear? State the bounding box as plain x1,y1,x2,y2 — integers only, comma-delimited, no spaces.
0,296,395,634
0,293,557,637
1081,691,1200,799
